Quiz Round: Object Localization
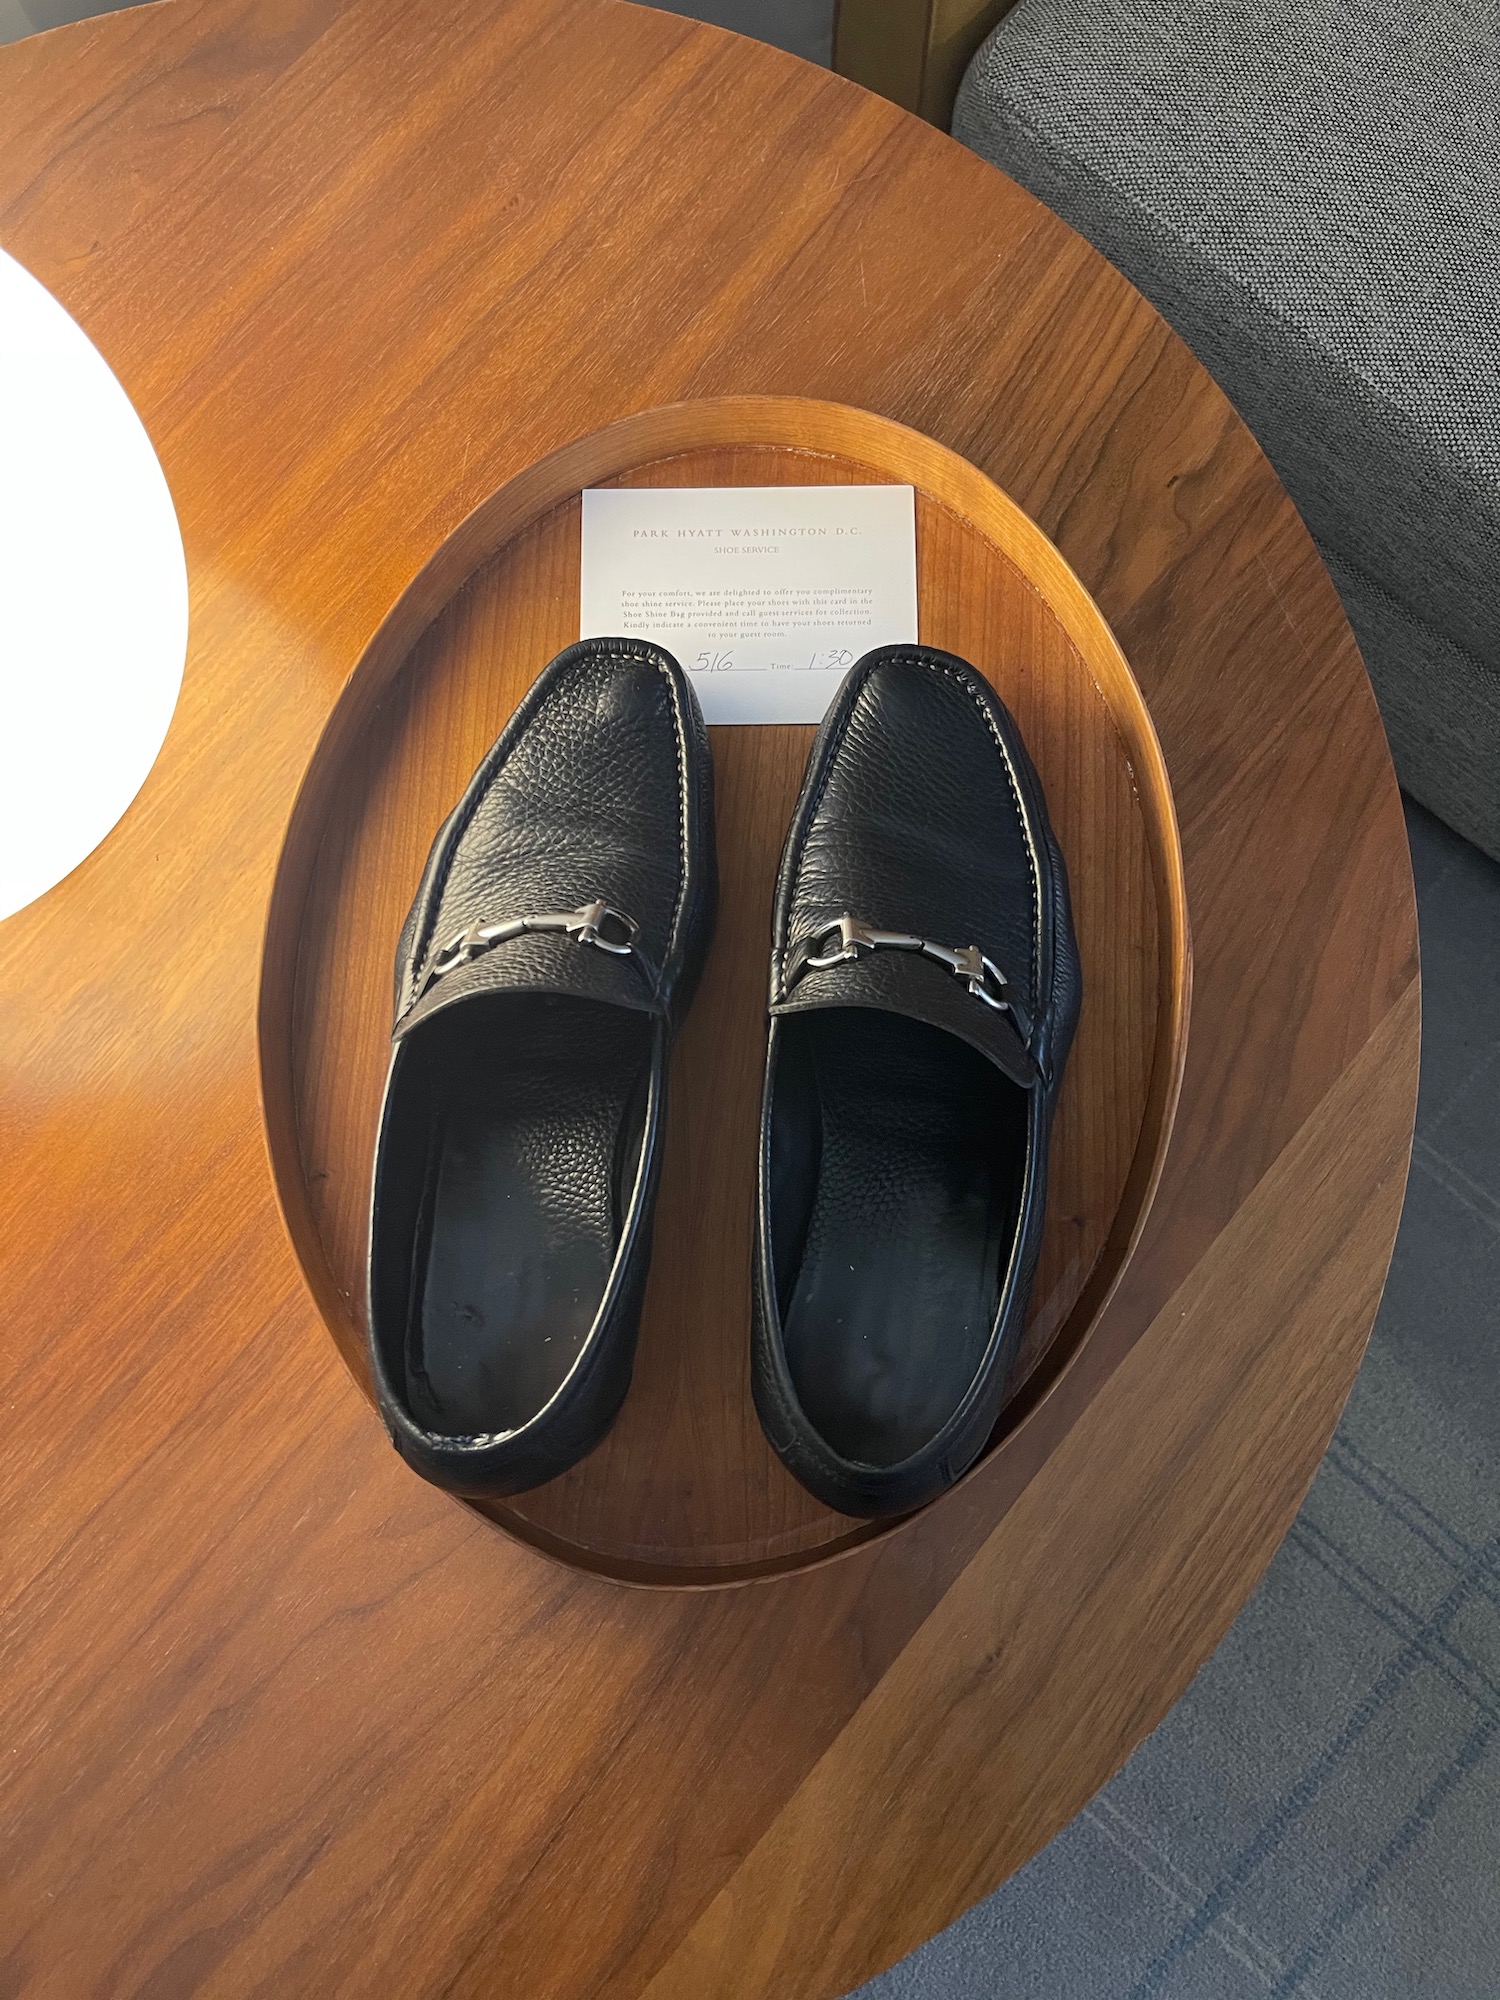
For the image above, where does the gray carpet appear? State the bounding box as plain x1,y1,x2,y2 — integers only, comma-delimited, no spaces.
656,0,830,64
5,1,1495,1990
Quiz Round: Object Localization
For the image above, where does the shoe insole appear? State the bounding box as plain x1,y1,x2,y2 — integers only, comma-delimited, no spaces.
400,998,650,1438
775,1009,1027,1468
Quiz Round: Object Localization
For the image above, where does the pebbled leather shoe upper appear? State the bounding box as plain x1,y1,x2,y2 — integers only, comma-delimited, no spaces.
368,638,715,1498
753,645,1081,1519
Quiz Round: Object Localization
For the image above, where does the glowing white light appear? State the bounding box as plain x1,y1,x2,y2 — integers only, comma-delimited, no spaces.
0,246,188,922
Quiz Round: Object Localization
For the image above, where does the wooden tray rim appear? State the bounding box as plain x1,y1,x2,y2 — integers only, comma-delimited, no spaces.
257,393,1192,1589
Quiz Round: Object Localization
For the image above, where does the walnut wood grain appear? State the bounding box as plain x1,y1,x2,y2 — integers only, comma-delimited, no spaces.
0,2,1416,1994
643,979,1420,1997
270,406,1180,1580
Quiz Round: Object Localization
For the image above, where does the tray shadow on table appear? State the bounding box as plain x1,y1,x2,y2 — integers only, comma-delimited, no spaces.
260,397,1186,1587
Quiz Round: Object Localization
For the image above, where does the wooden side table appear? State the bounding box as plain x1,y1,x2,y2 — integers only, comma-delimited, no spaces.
0,2,1418,1994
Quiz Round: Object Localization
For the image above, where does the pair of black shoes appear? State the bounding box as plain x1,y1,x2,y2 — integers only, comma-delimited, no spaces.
367,638,1080,1520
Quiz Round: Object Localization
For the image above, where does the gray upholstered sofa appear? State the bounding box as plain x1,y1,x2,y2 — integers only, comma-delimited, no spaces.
838,0,1499,860
956,0,1500,857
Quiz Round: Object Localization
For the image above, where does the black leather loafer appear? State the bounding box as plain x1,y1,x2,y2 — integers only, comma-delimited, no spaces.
753,645,1080,1519
367,638,715,1497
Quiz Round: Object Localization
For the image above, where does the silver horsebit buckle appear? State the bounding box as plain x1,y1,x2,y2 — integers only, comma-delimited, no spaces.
414,898,639,1003
786,914,1026,1024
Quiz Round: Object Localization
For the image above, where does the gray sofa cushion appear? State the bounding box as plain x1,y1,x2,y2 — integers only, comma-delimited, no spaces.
954,0,1500,857
1325,551,1500,862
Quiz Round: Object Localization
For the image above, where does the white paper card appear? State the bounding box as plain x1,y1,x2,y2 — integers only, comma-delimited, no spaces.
580,485,917,724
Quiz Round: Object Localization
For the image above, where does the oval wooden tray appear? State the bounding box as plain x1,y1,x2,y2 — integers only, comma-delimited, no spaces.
260,396,1188,1585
